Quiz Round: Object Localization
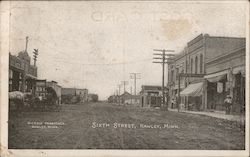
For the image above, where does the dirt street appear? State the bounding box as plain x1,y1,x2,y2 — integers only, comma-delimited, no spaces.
8,102,245,149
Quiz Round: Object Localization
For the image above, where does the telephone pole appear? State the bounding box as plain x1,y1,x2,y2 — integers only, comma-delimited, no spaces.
121,81,128,93
130,73,141,95
153,49,175,111
118,84,122,105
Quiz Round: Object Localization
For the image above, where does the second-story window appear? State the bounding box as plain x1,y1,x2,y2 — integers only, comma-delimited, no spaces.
195,56,198,74
200,54,203,73
171,70,174,82
191,58,193,73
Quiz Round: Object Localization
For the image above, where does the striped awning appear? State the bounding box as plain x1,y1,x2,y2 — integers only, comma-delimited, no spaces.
204,70,228,82
180,82,203,97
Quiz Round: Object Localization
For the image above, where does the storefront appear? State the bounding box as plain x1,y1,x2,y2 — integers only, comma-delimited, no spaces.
205,70,229,111
232,66,245,113
204,66,245,113
9,52,37,93
180,82,203,110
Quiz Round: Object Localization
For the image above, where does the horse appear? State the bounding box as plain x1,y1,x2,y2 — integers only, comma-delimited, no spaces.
9,91,32,111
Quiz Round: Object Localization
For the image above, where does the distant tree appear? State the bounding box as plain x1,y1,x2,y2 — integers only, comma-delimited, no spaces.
91,94,98,102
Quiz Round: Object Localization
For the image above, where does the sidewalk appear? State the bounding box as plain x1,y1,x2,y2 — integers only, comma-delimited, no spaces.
168,108,245,123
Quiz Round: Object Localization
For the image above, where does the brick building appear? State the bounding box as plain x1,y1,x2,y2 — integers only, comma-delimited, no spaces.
167,34,245,113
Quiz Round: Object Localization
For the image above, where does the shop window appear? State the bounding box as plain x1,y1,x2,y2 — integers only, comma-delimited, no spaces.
195,56,198,74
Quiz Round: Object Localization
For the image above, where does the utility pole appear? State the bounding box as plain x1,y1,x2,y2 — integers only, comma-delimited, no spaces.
21,36,29,92
116,89,118,103
130,73,141,95
25,36,29,52
153,49,175,111
121,81,128,93
130,86,133,104
118,84,122,105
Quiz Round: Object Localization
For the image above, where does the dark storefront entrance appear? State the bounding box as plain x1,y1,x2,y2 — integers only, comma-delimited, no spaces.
233,73,245,113
207,80,227,111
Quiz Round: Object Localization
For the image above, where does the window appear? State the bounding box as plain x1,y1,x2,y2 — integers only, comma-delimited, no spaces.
185,61,188,74
176,68,179,81
200,54,203,73
9,80,12,91
171,70,174,82
9,70,13,79
191,58,193,73
195,56,198,74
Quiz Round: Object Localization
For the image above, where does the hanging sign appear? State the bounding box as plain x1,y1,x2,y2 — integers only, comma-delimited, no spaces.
217,82,223,93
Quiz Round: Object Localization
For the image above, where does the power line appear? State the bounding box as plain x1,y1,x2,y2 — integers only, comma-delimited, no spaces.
121,81,128,93
130,73,141,95
52,57,152,66
117,84,122,105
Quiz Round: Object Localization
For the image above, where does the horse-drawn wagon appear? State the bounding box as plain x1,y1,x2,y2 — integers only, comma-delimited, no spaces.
30,87,61,111
9,87,61,112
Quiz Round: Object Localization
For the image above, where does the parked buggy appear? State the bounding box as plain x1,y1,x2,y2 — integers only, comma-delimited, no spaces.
30,87,61,112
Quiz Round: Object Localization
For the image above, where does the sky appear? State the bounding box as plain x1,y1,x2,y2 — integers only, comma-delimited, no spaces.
9,1,247,100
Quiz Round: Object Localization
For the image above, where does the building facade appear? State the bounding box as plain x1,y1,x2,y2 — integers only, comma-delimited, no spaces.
118,92,141,106
35,80,62,104
140,85,167,108
108,95,118,103
204,37,245,113
168,34,206,110
9,51,37,93
35,79,47,98
167,34,245,113
61,88,88,104
46,81,62,104
88,94,98,102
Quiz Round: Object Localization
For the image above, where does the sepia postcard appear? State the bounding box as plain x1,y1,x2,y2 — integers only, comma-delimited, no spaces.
0,0,249,157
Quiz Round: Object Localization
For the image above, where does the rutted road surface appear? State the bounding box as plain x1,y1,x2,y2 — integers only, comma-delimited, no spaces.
9,102,245,149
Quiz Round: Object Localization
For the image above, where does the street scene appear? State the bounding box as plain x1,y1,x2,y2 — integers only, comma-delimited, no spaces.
9,102,244,149
7,1,246,150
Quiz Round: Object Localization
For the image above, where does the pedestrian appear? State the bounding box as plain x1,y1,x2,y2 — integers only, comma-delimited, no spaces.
171,98,176,109
224,95,232,114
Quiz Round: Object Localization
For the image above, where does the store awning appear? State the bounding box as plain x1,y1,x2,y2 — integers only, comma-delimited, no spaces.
233,66,245,75
204,70,228,82
180,82,203,97
26,74,37,79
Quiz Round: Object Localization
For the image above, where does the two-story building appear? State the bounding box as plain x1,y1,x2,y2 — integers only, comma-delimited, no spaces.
167,34,245,113
35,80,62,104
9,51,37,93
168,34,206,110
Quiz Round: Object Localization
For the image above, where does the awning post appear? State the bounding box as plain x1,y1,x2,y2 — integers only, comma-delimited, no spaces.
178,74,180,112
